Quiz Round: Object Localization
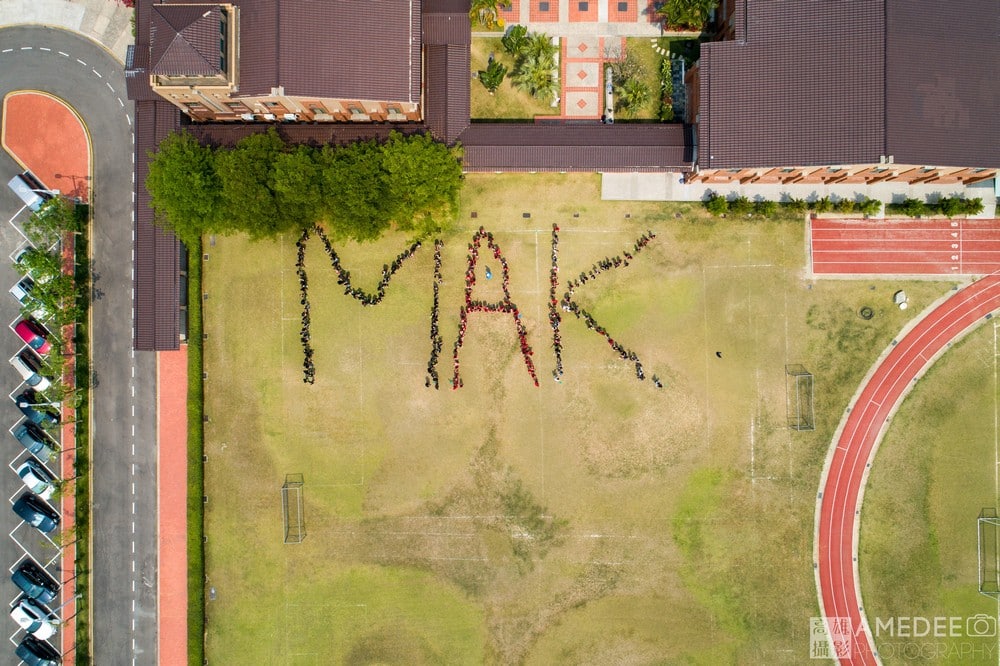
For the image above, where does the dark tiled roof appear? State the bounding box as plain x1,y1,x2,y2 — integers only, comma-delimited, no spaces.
697,0,885,170
422,10,471,45
885,0,1000,168
424,45,470,143
459,123,693,171
125,44,160,102
698,0,1000,170
134,100,182,351
150,4,225,76
235,0,421,103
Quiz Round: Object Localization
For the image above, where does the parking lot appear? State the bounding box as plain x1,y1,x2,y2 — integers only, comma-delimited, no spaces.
1,155,67,663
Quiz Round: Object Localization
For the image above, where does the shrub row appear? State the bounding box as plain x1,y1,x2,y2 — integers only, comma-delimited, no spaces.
703,192,883,218
885,196,984,217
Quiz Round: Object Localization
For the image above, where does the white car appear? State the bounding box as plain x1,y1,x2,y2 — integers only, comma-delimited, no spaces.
10,598,56,639
16,457,57,500
10,350,51,392
9,276,51,321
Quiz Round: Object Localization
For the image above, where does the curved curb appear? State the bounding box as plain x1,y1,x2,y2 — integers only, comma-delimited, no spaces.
815,274,1000,664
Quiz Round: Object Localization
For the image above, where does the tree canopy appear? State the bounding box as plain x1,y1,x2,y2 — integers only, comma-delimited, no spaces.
146,128,463,243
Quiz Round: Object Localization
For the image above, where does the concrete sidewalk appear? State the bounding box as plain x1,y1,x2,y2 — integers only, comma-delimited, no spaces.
0,0,133,63
602,171,999,218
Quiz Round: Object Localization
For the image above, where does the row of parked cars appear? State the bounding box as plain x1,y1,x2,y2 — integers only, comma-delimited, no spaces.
3,208,64,666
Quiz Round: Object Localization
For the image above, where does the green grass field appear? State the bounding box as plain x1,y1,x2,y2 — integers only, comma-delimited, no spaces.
202,173,959,663
861,321,1000,664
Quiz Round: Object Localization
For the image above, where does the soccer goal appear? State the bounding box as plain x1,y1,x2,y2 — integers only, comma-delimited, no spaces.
282,473,306,544
785,364,815,431
978,508,1000,598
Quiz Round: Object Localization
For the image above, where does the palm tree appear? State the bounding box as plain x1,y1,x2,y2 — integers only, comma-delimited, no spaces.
512,54,558,100
614,79,651,118
520,32,558,62
478,60,508,95
470,0,512,29
654,0,719,30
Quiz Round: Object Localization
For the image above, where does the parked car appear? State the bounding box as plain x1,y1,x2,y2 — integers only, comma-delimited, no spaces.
9,598,56,639
9,277,50,321
14,390,60,429
12,422,57,460
12,493,59,534
14,319,52,355
11,560,59,605
10,350,52,391
16,457,57,500
15,636,61,666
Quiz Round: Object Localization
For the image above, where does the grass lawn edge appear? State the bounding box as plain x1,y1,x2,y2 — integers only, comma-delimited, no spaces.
187,237,205,665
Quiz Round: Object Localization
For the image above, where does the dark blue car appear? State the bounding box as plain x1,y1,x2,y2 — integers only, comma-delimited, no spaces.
11,559,59,604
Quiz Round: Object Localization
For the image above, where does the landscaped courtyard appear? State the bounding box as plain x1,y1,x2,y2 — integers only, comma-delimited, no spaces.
200,173,965,663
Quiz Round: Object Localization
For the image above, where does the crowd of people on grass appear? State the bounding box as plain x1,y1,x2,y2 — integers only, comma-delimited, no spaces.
296,229,316,384
296,224,664,389
313,226,421,306
549,224,564,381
426,240,444,389
559,229,662,386
450,227,539,389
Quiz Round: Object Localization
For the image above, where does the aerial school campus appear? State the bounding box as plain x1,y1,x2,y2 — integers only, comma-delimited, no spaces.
2,0,998,663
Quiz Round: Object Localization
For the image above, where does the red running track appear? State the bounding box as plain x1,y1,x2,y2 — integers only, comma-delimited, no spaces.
811,218,1000,275
816,274,1000,664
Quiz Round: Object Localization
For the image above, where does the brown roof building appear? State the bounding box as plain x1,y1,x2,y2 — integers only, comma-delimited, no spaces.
689,0,999,186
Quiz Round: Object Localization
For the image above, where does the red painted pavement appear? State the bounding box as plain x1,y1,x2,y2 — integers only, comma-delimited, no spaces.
158,349,189,666
1,92,90,202
811,218,1000,276
816,274,1000,663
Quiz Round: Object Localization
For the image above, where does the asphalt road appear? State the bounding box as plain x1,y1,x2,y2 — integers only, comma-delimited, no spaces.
0,26,158,665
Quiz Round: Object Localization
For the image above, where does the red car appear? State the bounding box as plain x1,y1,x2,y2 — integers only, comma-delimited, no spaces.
14,319,51,355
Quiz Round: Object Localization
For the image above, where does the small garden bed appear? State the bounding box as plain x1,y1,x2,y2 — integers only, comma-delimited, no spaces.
470,36,560,121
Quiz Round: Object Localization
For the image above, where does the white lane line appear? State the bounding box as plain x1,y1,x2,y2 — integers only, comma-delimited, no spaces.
1,49,13,53
131,423,135,437
131,502,135,514
118,97,124,108
132,579,135,591
131,482,135,494
131,404,135,417
106,81,114,92
39,47,50,52
131,618,135,631
21,46,33,51
132,561,135,573
57,51,68,57
126,113,132,126
131,385,135,397
131,599,135,612
92,68,102,78
131,443,135,456
76,58,86,65
131,522,135,534
131,541,134,554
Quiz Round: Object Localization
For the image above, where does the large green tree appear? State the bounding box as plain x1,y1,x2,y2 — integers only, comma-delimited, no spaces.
145,130,220,242
147,128,462,243
272,144,323,229
319,140,391,241
214,129,288,238
381,132,463,237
